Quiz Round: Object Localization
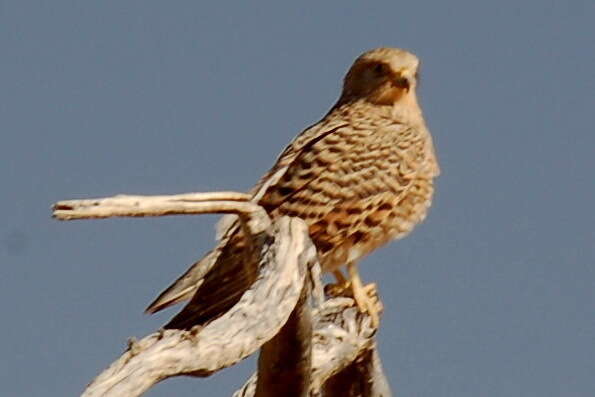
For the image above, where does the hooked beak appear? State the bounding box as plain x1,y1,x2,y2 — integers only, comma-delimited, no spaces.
392,70,412,91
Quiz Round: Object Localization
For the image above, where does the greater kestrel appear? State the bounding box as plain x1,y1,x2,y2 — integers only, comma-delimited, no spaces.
146,47,439,328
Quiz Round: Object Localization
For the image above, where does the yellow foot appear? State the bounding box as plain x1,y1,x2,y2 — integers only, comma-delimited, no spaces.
324,270,351,296
351,281,383,328
325,266,383,327
324,281,351,297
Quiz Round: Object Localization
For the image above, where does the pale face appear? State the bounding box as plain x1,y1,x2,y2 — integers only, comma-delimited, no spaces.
341,48,420,106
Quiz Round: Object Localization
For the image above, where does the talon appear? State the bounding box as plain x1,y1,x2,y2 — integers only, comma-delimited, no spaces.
325,265,383,327
347,263,383,328
324,281,351,297
325,269,351,297
363,282,378,295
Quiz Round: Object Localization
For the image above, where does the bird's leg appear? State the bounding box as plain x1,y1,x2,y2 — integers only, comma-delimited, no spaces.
324,270,351,296
333,270,347,284
347,262,382,327
324,264,382,327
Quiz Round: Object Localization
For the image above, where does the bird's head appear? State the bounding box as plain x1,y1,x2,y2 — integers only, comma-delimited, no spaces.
340,47,420,106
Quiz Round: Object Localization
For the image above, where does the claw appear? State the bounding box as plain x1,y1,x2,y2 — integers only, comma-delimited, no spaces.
347,262,382,327
325,264,383,327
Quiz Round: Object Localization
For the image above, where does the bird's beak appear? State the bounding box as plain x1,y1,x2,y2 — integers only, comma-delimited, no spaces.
392,70,412,91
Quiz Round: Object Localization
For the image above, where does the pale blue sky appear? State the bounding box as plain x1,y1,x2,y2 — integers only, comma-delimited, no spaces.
1,1,594,396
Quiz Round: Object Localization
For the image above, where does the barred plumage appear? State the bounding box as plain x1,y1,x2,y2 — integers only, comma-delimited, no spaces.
147,47,439,328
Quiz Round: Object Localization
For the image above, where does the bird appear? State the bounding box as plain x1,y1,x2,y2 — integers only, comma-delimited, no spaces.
146,47,440,329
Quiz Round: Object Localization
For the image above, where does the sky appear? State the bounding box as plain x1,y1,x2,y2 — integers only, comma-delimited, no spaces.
1,1,594,396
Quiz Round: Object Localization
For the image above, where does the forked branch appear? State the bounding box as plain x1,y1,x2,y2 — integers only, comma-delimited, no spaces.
52,192,390,396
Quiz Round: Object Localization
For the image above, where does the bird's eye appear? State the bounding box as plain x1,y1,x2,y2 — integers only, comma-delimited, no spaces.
373,63,385,75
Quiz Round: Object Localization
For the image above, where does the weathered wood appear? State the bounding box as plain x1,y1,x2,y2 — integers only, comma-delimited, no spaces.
82,217,315,397
52,191,391,396
322,346,392,397
53,192,268,235
255,264,313,397
233,298,379,397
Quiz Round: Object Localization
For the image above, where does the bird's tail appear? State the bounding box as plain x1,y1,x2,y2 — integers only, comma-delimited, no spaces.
144,248,220,314
145,229,261,329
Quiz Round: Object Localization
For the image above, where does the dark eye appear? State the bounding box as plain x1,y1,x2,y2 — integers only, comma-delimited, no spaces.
373,63,385,75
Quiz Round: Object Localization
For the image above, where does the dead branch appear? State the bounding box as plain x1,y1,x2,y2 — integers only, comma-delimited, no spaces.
52,192,391,396
81,216,314,396
322,346,391,397
233,298,382,397
53,192,268,235
255,261,313,397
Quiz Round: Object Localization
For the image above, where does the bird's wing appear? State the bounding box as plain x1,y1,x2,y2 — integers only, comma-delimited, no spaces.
144,120,347,317
160,122,356,328
215,121,350,239
144,248,219,314
150,120,436,328
162,122,437,329
257,122,432,264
